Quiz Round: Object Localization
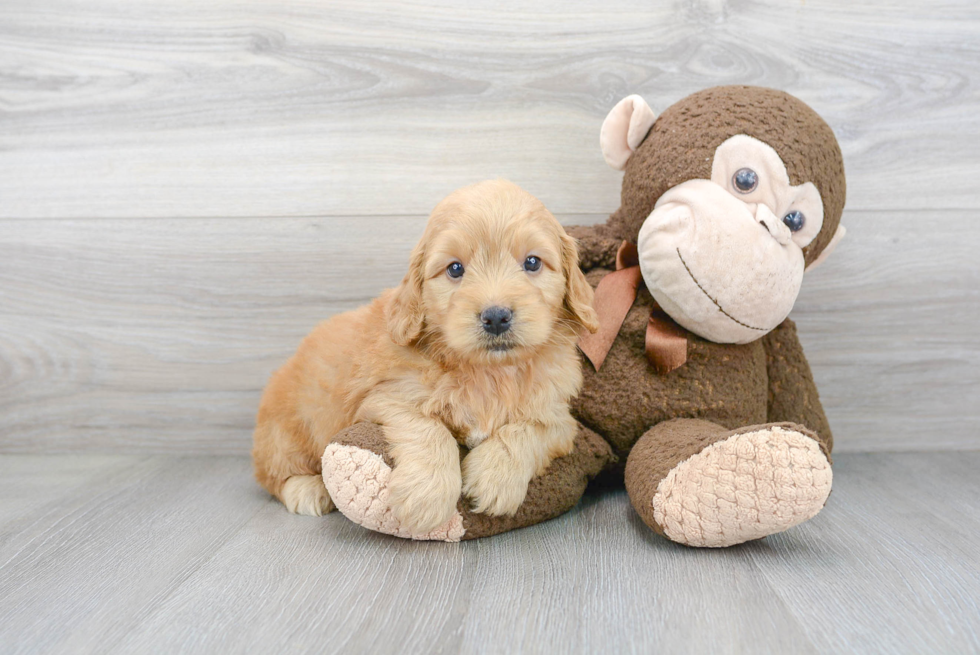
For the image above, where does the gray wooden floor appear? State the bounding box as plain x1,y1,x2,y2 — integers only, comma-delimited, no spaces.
0,452,977,654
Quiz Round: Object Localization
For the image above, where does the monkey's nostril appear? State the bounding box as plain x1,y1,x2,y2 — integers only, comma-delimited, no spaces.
759,221,771,234
480,306,513,336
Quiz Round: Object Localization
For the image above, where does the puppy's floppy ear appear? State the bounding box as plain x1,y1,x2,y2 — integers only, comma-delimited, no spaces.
560,232,599,334
386,241,426,346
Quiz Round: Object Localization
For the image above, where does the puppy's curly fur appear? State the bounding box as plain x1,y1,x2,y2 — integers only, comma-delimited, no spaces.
252,180,598,534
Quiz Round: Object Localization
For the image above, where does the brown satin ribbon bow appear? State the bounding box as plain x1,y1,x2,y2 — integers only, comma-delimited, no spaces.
578,241,688,375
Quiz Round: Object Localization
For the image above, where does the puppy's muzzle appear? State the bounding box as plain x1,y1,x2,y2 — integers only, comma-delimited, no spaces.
481,306,513,336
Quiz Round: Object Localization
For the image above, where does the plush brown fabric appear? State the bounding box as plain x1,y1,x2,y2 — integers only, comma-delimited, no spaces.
565,224,621,270
329,422,615,540
624,419,729,535
572,278,769,462
461,424,614,539
761,320,834,458
564,85,844,545
608,85,846,267
331,421,395,467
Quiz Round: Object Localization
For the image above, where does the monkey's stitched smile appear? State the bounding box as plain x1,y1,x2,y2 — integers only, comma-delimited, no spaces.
675,248,767,332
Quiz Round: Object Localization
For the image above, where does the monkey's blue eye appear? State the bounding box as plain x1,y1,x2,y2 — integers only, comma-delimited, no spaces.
782,210,805,232
733,168,758,193
523,256,542,272
447,262,465,278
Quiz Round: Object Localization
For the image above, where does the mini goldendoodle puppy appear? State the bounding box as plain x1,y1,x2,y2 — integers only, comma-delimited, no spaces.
252,180,598,534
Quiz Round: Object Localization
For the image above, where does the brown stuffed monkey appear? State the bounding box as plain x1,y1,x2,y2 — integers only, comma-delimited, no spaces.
322,86,846,546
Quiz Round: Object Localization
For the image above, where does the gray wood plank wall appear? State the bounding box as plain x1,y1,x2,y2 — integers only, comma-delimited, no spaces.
1,0,978,453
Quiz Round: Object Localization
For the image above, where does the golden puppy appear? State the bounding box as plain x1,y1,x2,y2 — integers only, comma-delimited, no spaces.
252,180,598,534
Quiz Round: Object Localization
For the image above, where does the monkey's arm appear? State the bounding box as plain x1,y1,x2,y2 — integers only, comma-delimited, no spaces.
565,224,621,272
762,319,834,455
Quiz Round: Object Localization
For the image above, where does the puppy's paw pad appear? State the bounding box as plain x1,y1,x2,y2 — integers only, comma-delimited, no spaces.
653,427,832,547
322,443,464,541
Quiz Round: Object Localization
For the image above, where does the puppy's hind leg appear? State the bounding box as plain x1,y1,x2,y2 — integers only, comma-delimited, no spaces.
253,422,336,517
281,475,335,516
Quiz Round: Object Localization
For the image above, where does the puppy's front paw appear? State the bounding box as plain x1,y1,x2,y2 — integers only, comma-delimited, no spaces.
462,440,531,517
388,459,462,535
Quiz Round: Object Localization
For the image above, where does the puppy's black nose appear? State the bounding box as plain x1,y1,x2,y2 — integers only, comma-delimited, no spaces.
481,306,513,336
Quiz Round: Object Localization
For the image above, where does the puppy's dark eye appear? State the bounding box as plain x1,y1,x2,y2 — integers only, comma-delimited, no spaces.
733,168,758,193
782,210,805,232
523,256,542,272
447,262,465,279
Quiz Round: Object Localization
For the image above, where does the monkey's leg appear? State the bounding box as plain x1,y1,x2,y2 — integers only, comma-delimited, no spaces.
624,419,832,547
322,422,614,541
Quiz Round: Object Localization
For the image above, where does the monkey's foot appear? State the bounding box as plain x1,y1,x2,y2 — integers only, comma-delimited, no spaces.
322,423,465,542
626,420,832,548
323,422,615,542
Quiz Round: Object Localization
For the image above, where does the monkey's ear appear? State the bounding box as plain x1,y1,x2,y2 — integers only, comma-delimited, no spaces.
805,225,846,272
600,95,657,171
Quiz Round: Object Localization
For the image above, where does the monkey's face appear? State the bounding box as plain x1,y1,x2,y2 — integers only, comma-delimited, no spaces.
600,87,847,345
636,135,824,344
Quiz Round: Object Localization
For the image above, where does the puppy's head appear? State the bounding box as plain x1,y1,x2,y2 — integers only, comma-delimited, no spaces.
387,180,598,363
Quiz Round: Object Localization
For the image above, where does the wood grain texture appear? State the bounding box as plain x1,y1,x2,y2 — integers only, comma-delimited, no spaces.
794,209,980,451
0,456,266,654
0,215,431,453
0,454,134,534
1,209,977,453
0,0,978,219
752,452,980,653
0,452,977,654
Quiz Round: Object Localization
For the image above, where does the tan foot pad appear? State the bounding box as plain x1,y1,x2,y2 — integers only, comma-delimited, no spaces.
653,426,832,547
321,443,465,542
